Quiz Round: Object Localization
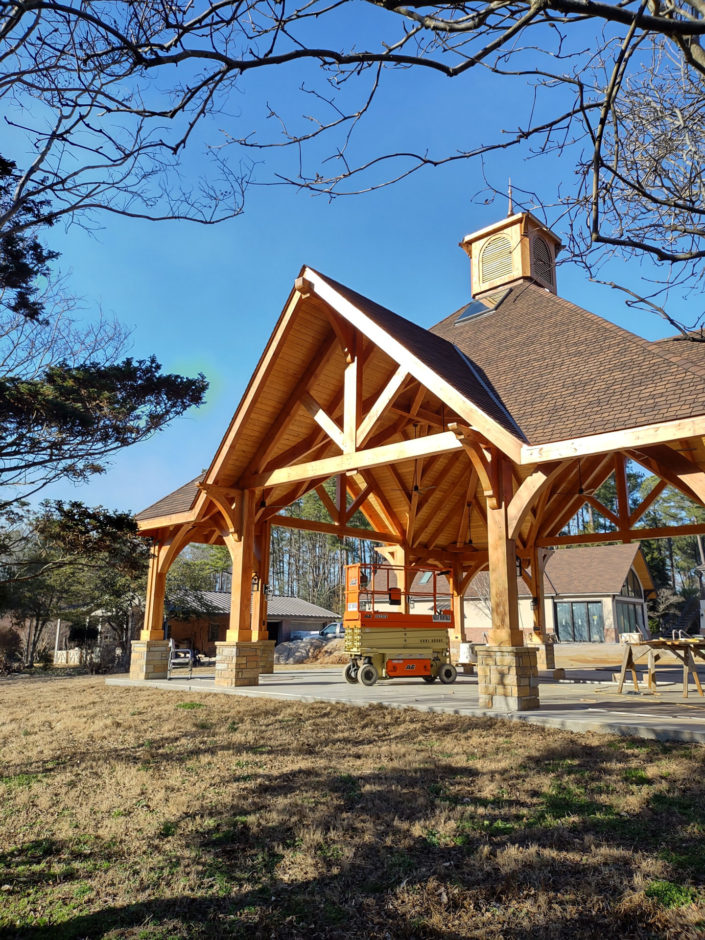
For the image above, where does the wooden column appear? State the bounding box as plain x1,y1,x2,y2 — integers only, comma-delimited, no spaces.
225,489,256,642
477,458,539,710
528,546,547,639
448,565,466,643
486,501,523,647
132,527,193,681
141,543,167,641
251,521,271,642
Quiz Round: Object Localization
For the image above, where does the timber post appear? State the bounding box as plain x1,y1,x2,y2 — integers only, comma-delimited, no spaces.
477,458,539,711
526,546,557,672
131,530,191,681
215,489,261,687
252,521,275,674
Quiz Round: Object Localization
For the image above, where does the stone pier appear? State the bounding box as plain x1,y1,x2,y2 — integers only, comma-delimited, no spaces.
257,640,276,675
130,640,169,681
477,645,539,711
215,641,261,687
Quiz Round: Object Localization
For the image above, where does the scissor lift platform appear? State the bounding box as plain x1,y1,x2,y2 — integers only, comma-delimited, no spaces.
343,564,457,686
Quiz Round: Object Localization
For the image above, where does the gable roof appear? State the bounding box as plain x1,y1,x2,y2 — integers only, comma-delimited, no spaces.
312,272,524,439
136,267,705,536
465,543,653,599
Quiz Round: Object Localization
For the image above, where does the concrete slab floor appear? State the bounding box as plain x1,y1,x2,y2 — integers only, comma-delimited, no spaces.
106,663,705,744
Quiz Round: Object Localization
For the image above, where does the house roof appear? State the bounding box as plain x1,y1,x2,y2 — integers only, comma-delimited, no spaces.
173,591,339,621
466,543,653,599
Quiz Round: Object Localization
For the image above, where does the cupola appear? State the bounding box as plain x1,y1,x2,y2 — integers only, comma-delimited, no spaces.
460,212,562,299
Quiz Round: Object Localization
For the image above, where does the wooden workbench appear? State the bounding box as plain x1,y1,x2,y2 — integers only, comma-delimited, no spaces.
617,638,705,697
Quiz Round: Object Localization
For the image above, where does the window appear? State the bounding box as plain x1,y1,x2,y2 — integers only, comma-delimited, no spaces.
480,235,513,283
555,601,605,642
615,601,644,635
532,236,554,287
620,569,643,598
208,623,220,643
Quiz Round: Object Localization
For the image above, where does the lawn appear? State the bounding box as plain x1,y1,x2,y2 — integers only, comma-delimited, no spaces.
0,675,704,938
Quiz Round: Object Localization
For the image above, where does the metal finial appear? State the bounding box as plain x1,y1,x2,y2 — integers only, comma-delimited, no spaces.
508,179,513,216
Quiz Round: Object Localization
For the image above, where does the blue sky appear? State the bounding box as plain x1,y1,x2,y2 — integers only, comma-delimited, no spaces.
9,22,694,517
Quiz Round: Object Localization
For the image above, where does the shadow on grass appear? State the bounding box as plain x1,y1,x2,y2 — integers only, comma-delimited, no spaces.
2,723,704,938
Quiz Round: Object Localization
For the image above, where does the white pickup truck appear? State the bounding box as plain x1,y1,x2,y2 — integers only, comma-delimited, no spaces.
319,622,345,639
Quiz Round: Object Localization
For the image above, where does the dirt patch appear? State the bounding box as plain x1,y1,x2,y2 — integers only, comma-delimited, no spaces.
1,674,704,938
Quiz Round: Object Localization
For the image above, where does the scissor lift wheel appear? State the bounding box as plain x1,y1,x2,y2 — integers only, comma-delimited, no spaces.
359,663,379,686
343,662,359,684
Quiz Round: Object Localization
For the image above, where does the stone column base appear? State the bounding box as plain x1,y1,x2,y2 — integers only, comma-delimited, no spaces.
477,645,540,711
529,637,556,671
256,640,276,675
130,640,169,680
215,642,260,687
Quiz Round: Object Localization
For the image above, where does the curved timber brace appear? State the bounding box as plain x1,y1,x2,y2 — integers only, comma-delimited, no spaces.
199,484,259,643
141,524,195,640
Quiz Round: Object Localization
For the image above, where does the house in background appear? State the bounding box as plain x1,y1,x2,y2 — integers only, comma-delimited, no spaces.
464,543,655,643
168,593,339,655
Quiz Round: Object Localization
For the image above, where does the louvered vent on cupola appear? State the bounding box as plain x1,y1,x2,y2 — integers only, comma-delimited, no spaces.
460,211,562,299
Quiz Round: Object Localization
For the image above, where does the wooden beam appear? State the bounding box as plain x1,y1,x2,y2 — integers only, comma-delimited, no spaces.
343,345,360,453
506,462,562,541
583,494,620,530
355,470,407,540
315,483,339,522
241,430,463,489
357,366,407,447
537,521,705,547
521,415,705,465
269,513,401,544
629,444,705,506
301,392,344,450
344,484,372,523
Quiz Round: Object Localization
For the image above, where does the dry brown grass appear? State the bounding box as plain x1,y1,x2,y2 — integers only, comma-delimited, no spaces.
1,675,704,939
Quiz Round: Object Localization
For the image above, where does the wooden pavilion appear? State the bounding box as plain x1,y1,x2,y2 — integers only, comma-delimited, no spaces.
134,211,705,710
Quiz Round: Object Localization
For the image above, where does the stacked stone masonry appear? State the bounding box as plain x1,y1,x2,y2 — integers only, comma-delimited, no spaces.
257,640,276,675
130,640,169,681
476,645,539,711
215,641,261,687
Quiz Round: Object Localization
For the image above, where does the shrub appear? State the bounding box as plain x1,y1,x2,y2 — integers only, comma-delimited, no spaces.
0,626,22,673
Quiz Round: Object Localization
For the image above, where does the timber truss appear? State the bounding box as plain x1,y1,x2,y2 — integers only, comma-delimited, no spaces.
137,267,705,647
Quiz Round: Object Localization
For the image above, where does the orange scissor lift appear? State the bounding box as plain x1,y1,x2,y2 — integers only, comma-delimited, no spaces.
343,563,458,686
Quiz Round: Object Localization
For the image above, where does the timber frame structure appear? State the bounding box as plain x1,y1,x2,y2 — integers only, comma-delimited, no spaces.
135,212,705,709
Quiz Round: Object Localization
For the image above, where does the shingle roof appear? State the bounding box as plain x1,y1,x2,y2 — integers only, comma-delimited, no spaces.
466,543,643,598
179,591,339,620
137,475,202,522
430,283,705,444
136,272,705,525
